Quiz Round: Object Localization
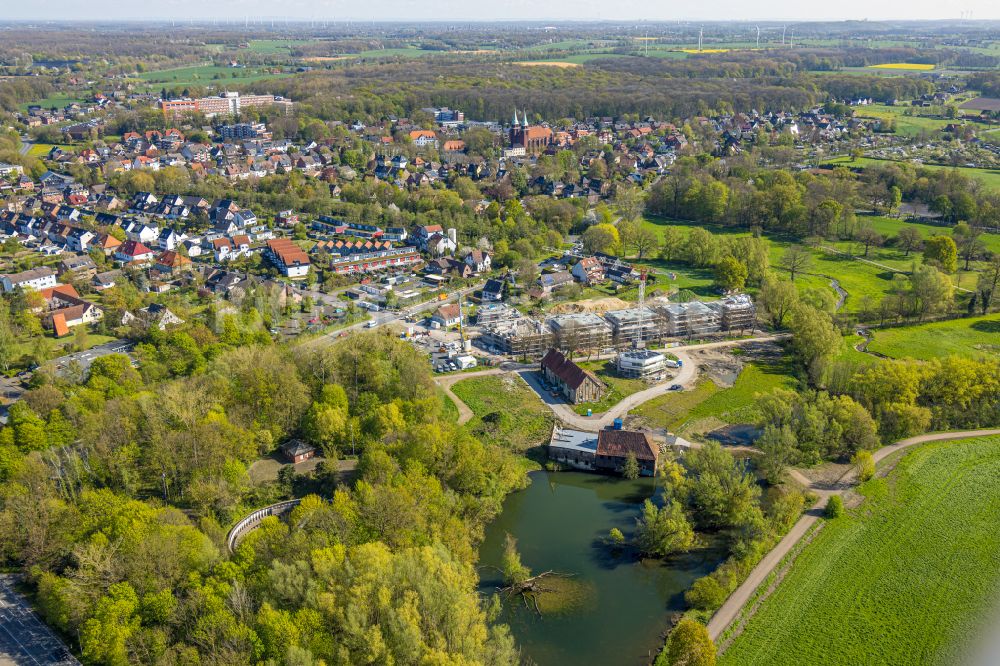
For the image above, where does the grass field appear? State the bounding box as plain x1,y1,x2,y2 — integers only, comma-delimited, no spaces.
824,156,1000,192
637,215,899,312
854,104,954,137
137,64,289,88
450,374,554,451
865,314,1000,360
27,143,72,158
19,93,86,113
631,355,797,431
572,360,650,415
246,39,313,54
721,436,1000,666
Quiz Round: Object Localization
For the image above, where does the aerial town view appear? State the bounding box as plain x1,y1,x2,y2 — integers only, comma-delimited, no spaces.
2,4,1000,665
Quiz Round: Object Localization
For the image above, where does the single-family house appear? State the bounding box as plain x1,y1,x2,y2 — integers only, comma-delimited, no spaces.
431,303,462,328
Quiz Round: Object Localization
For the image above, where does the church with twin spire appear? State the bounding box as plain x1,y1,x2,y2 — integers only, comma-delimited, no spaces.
509,109,554,154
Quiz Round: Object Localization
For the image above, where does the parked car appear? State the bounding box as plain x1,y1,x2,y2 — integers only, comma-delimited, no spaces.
669,384,683,391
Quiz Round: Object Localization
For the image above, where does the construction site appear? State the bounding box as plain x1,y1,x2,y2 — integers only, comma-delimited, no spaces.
472,278,756,359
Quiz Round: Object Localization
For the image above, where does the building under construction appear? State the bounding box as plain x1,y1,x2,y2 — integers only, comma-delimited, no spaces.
616,349,669,379
475,303,522,328
710,294,757,332
655,300,722,338
603,307,668,348
546,312,614,353
478,317,554,358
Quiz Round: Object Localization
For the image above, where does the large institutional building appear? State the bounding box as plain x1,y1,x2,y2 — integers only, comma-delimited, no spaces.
509,110,553,153
160,92,293,119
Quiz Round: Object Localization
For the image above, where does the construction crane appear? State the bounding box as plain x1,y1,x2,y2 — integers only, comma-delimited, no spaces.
634,270,647,350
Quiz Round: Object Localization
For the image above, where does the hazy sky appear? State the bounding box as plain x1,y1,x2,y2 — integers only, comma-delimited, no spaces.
5,0,1000,22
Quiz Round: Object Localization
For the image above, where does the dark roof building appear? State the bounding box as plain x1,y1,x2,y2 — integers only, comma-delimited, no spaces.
540,348,605,404
596,426,660,476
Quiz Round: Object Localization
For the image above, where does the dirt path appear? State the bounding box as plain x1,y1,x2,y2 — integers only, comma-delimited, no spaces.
435,367,507,425
706,427,1000,642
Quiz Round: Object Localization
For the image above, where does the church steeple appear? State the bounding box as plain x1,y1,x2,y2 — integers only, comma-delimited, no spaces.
523,109,529,126
512,109,520,126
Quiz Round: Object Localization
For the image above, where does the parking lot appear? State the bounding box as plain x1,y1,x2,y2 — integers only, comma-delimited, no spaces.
0,575,79,665
47,339,134,378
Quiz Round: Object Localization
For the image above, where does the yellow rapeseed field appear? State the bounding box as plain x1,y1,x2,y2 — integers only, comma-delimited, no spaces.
515,61,581,68
868,62,935,70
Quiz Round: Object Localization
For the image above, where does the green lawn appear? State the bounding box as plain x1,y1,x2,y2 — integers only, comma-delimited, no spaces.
450,374,554,451
721,437,1000,666
19,93,87,113
630,377,719,430
27,143,72,158
438,387,460,424
638,215,897,312
572,359,650,415
866,314,1000,360
855,104,954,137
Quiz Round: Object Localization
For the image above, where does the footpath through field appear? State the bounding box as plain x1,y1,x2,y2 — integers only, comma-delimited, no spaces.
706,427,1000,641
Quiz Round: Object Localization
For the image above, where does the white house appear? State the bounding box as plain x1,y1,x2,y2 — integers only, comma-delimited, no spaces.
464,249,491,273
1,266,58,293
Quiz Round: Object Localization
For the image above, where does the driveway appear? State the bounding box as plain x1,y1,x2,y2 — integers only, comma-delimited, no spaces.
706,428,1000,642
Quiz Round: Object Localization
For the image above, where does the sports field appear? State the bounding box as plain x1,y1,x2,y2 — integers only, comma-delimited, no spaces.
721,436,1000,666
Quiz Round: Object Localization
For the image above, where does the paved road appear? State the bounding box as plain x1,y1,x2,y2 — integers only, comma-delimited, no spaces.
706,427,1000,642
518,335,787,432
18,139,31,156
0,575,79,665
300,284,481,350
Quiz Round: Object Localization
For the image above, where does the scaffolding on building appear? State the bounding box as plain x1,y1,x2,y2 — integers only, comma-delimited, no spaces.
546,312,614,353
710,293,757,332
478,317,554,358
604,307,668,348
475,303,522,328
654,300,722,338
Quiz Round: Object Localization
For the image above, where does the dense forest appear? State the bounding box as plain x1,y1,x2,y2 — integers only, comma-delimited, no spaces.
0,331,526,664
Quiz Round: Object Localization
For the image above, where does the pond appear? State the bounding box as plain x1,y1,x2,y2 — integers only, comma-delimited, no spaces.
479,470,725,666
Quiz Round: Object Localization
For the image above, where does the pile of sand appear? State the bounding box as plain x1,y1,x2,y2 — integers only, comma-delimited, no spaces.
548,297,630,315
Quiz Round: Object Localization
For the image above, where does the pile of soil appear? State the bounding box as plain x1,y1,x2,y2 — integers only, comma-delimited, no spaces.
549,297,631,314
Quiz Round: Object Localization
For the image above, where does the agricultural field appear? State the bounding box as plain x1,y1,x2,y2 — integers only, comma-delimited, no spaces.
867,62,935,70
450,374,554,451
136,64,290,88
865,314,1000,360
246,39,314,54
721,436,1000,666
